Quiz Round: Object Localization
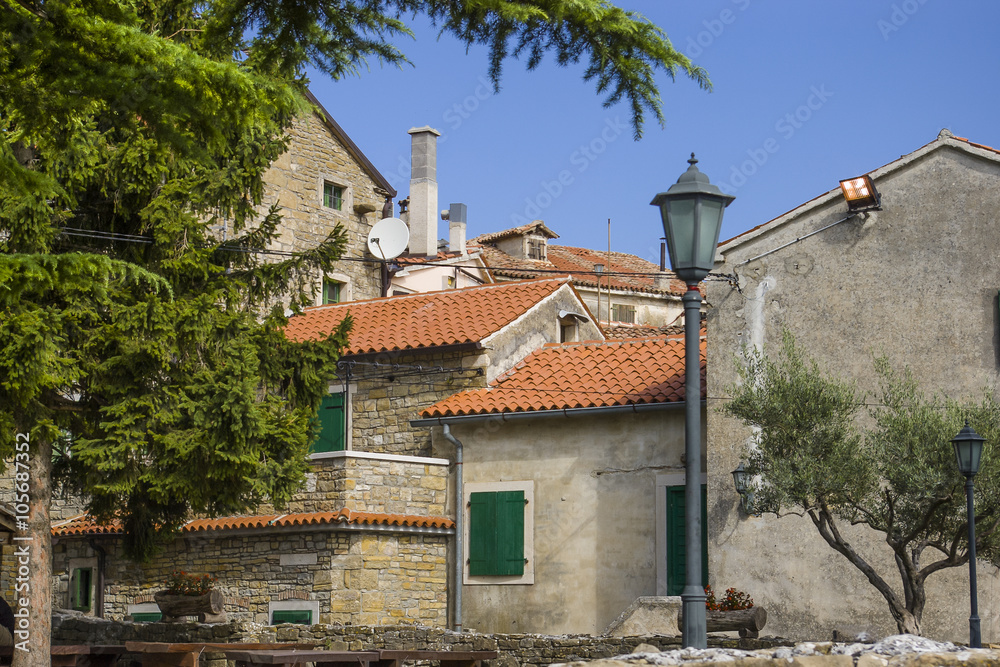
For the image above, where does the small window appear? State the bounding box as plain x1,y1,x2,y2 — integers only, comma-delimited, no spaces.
323,182,344,210
611,304,636,324
70,568,92,612
322,279,342,305
469,491,526,576
310,393,346,453
131,612,163,623
271,609,312,625
527,238,545,260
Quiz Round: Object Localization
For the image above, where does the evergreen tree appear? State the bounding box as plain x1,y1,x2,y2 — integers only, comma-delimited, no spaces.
1,0,704,662
724,332,1000,636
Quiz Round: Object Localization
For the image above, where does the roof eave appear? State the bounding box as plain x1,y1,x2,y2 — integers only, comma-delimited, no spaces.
411,398,700,427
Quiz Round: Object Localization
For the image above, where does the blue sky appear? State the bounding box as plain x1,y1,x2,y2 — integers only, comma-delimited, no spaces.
309,1,1000,265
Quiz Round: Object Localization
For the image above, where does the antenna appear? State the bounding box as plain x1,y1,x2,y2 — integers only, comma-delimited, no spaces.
367,218,409,260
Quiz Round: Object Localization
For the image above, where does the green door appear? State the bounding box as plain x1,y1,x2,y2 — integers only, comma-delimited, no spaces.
666,485,708,596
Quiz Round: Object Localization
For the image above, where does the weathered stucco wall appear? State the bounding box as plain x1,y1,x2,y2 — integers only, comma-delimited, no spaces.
706,140,1000,642
436,408,689,636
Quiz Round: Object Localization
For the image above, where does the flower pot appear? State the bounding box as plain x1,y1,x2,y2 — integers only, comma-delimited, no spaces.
153,589,227,623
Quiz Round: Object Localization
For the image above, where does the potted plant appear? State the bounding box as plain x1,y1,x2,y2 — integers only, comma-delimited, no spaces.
704,585,767,638
154,571,226,623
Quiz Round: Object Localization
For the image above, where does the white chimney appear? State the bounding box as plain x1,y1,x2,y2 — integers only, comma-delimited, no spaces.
445,203,468,255
407,126,441,257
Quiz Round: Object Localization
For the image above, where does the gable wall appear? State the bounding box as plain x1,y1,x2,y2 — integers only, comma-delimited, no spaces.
263,112,386,303
706,144,1000,642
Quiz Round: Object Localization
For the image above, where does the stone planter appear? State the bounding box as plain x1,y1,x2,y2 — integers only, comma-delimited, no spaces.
153,589,227,623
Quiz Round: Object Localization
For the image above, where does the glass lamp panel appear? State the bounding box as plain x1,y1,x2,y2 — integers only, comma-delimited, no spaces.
695,198,725,269
664,197,696,267
954,439,984,476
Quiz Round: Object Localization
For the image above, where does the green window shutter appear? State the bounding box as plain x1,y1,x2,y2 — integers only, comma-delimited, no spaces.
271,609,312,624
469,490,525,576
323,183,343,210
71,568,92,612
311,393,345,453
322,280,341,305
131,612,162,622
665,485,708,596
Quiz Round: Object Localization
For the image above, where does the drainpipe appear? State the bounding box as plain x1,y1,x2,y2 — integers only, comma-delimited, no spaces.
442,424,463,632
88,539,106,618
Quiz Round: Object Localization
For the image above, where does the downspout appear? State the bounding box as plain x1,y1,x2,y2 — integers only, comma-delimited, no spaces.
442,424,463,632
87,539,106,618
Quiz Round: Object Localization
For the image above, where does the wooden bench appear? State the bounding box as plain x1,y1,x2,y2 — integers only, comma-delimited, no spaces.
221,649,499,667
374,649,498,667
223,650,379,667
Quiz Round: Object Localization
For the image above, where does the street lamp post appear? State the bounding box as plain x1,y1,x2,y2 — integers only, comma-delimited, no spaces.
952,422,985,648
651,154,734,649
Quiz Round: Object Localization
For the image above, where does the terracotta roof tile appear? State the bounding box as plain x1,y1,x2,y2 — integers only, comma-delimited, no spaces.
51,509,454,537
473,222,559,244
420,333,705,418
477,244,687,296
284,277,569,352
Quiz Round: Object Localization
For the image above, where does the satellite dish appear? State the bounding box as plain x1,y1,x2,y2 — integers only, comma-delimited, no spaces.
367,218,409,260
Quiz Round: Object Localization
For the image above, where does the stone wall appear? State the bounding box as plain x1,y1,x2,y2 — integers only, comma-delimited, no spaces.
52,529,449,627
52,617,780,667
344,349,488,458
290,454,449,517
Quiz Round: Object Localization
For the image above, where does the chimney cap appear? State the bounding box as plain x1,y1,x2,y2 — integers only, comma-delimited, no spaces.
408,126,442,137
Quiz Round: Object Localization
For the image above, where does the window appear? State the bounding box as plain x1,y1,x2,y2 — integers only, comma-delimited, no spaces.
268,600,319,625
527,238,545,260
611,304,636,324
465,481,533,584
664,485,708,596
323,182,344,210
70,568,92,612
322,279,342,305
310,393,346,453
271,609,312,625
128,602,162,622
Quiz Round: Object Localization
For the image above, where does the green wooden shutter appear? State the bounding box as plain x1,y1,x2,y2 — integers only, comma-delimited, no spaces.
311,393,345,453
131,612,162,622
469,490,525,576
71,568,92,611
665,485,708,596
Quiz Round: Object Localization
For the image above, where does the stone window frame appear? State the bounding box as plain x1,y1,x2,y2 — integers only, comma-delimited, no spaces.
66,557,98,614
268,599,320,625
318,173,352,213
317,270,352,306
309,381,357,460
463,480,534,586
654,472,707,596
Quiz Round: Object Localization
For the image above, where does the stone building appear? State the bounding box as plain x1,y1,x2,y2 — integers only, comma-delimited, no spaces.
472,222,688,334
706,130,1000,642
47,277,606,626
412,333,700,636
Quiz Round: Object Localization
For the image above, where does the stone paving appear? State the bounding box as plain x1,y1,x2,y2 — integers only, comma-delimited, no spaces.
560,635,998,667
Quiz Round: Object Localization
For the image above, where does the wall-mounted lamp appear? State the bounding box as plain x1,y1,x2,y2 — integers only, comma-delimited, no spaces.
731,462,756,514
839,174,881,212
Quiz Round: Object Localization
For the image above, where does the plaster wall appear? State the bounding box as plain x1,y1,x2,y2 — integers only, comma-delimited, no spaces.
579,286,684,328
706,144,1000,642
392,261,489,294
436,408,690,635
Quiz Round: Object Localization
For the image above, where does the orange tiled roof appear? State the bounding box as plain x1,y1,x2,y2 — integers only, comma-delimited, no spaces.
477,244,687,296
284,277,570,352
420,333,704,418
475,221,559,244
51,509,454,537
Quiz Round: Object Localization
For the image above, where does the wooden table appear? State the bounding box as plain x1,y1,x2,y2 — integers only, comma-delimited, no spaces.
223,650,379,667
125,642,315,667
